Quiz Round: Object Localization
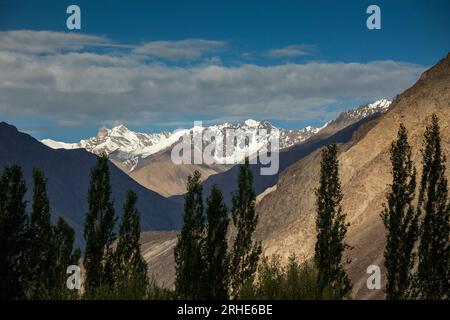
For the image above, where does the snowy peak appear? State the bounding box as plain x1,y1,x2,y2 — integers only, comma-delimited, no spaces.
345,98,392,119
367,98,391,111
244,119,260,127
43,124,171,158
329,99,392,129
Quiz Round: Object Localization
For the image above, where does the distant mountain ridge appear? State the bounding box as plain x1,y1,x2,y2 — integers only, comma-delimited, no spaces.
42,120,325,172
0,122,183,248
318,98,391,136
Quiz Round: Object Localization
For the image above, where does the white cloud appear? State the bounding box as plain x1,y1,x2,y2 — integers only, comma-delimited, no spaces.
0,30,425,128
0,30,117,54
133,39,227,61
264,44,316,58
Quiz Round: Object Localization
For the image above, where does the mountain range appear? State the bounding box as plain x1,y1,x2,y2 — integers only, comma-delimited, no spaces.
42,98,391,196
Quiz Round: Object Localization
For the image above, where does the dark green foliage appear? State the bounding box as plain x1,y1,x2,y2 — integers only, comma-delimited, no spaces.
314,144,352,299
229,158,262,299
381,124,419,300
114,190,149,299
26,168,54,297
0,166,79,299
147,277,177,300
205,185,229,299
26,169,80,299
83,154,117,296
174,170,205,299
239,255,323,300
44,217,81,299
416,114,449,299
0,165,29,299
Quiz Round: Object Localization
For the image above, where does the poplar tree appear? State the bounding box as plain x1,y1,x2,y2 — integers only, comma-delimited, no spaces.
27,169,80,299
416,114,449,299
174,170,205,299
229,158,262,299
314,144,352,299
27,168,54,297
49,217,81,299
381,124,419,300
84,154,117,296
0,165,29,299
114,190,148,298
205,185,229,299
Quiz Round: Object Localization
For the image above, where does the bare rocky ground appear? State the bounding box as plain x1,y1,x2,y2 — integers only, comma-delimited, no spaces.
140,231,178,288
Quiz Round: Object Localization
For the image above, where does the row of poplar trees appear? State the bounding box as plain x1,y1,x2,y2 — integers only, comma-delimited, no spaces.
0,154,149,299
174,159,262,299
313,113,449,300
83,155,148,298
0,167,80,299
174,145,354,300
382,114,449,300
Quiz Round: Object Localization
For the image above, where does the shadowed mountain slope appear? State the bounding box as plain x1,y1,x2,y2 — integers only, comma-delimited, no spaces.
0,123,183,248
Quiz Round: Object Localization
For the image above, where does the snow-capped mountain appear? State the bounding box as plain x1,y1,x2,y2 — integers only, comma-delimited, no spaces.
41,99,391,172
346,98,391,119
43,120,321,171
42,125,172,155
188,119,322,165
328,98,392,129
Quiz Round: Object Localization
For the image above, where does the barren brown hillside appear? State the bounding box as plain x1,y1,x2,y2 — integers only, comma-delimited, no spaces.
130,151,228,197
141,231,178,287
255,53,450,299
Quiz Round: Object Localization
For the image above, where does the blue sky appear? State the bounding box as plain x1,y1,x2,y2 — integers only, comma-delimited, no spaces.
0,0,449,141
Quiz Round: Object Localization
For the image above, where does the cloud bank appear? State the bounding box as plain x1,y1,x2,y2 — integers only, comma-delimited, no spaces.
0,30,425,128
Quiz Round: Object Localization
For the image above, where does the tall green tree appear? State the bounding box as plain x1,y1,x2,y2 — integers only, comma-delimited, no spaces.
0,165,29,299
416,114,449,299
174,170,205,299
26,168,54,297
204,185,229,299
381,124,419,300
314,144,352,299
229,158,262,299
48,217,81,299
114,190,148,299
83,154,117,296
27,169,80,299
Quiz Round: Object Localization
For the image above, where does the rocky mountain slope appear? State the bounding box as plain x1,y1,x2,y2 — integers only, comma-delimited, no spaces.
255,53,450,299
318,98,391,137
130,151,228,197
140,231,178,287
